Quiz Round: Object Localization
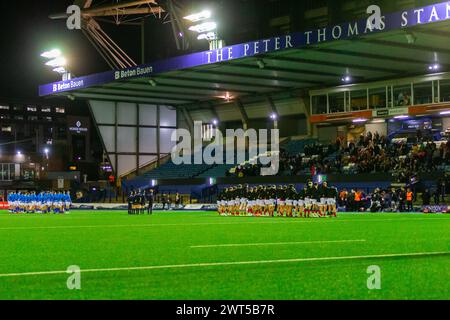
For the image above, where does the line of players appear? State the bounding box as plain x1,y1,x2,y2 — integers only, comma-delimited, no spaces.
217,181,338,218
7,191,72,214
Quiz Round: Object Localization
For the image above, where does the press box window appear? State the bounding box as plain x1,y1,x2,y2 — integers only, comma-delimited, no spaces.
413,82,432,105
393,85,412,107
311,95,327,114
440,79,450,103
369,87,387,109
329,92,345,113
351,90,368,111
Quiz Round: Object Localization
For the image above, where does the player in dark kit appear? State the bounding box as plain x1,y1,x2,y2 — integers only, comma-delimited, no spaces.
146,189,154,215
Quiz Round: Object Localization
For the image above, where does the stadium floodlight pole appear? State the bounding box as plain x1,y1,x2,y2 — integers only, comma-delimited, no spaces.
41,49,72,81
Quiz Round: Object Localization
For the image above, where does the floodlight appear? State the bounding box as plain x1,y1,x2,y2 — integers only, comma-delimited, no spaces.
53,67,67,74
41,49,62,59
189,22,217,33
184,10,212,22
45,57,67,68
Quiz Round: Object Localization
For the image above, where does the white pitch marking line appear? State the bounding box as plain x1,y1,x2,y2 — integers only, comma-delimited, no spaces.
0,251,448,278
0,217,448,231
190,239,367,249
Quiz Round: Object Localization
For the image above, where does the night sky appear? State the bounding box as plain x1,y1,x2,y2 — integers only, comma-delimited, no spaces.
0,0,276,101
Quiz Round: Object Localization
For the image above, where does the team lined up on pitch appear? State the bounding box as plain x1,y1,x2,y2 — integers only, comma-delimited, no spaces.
7,191,72,214
217,181,338,218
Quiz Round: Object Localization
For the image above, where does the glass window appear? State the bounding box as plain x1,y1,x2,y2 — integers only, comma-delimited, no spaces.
311,95,327,114
41,107,51,113
440,79,450,103
350,90,367,111
27,106,37,112
55,107,65,114
369,87,387,109
413,82,432,105
393,84,412,107
0,164,14,181
329,92,345,113
0,105,9,110
1,126,12,132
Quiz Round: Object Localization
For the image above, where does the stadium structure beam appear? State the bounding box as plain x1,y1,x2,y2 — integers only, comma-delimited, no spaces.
223,62,345,78
258,53,403,74
318,48,438,72
266,95,279,129
157,72,287,90
66,92,186,105
206,101,220,122
360,39,450,69
235,99,249,130
195,65,324,87
136,103,140,176
50,0,162,19
83,7,164,17
103,83,221,99
128,77,261,94
192,69,321,86
80,87,197,103
180,106,195,138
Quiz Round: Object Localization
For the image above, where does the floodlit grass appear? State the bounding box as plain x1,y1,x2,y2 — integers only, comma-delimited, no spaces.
0,210,448,300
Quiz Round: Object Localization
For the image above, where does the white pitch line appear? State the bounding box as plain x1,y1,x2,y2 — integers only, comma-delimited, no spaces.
0,217,448,231
190,239,367,248
0,251,448,278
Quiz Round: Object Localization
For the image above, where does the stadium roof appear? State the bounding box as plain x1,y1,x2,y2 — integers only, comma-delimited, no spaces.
40,2,450,111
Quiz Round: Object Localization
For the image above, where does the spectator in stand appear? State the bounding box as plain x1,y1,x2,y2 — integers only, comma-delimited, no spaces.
230,131,450,179
422,189,431,206
438,178,446,204
433,189,440,205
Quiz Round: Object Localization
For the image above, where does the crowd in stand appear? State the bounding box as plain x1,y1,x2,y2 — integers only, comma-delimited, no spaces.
231,130,450,181
338,180,449,213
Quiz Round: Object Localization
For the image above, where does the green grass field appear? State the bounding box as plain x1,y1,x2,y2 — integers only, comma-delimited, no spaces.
0,210,448,300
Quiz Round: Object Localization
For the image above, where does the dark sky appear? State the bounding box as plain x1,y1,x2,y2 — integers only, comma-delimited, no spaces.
0,1,95,100
0,0,273,101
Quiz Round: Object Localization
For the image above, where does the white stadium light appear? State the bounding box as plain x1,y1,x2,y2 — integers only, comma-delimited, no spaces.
45,57,67,68
197,32,217,41
53,67,67,74
184,10,212,22
41,49,62,59
189,21,217,33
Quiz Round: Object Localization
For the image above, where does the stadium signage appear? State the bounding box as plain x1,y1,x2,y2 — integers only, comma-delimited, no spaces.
114,66,153,80
374,107,409,117
39,1,450,96
69,120,88,133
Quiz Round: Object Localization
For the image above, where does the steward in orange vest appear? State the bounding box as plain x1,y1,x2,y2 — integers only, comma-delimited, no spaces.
406,188,414,212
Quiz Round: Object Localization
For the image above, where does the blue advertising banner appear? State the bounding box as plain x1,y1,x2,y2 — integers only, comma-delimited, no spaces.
39,1,450,97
